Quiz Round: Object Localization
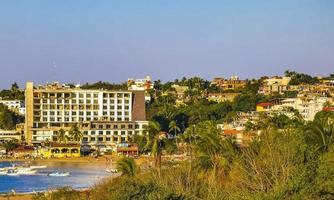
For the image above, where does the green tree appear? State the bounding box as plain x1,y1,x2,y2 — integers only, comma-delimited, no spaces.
305,116,334,153
169,120,181,153
116,157,138,177
57,129,68,143
69,125,83,142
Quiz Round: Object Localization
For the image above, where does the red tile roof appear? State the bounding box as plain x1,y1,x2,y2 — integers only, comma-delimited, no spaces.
257,102,272,107
323,107,334,111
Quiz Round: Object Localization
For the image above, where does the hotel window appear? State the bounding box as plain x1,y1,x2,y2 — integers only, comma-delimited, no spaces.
99,125,103,129
82,137,88,142
86,117,91,121
121,124,126,129
86,93,91,98
113,137,118,142
99,131,103,135
79,99,84,104
50,117,55,122
113,124,118,129
91,131,96,135
43,99,48,103
43,117,47,122
93,93,98,98
64,100,70,104
114,131,118,135
71,117,76,121
128,124,133,129
103,112,108,115
98,137,103,142
125,118,129,121
43,111,48,115
72,93,76,98
117,93,122,98
72,111,77,115
93,112,98,116
93,105,99,110
79,117,84,122
87,99,91,104
103,106,107,109
92,124,96,128
79,94,84,98
117,117,122,121
110,106,114,109
125,106,129,110
121,137,126,143
125,100,129,104
106,137,111,141
103,93,108,98
124,93,130,97
117,112,122,115
57,93,62,98
106,131,111,135
79,111,84,116
110,93,115,98
94,99,98,104
125,111,129,116
57,117,62,121
90,137,96,141
110,117,115,121
121,131,126,135
87,111,91,115
64,117,69,122
72,99,77,104
106,125,111,129
83,131,88,135
50,99,55,104
117,100,122,104
135,124,139,129
128,131,133,135
110,100,114,104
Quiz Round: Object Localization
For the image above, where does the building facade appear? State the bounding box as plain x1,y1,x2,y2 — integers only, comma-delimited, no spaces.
25,82,148,146
0,99,26,115
211,76,246,91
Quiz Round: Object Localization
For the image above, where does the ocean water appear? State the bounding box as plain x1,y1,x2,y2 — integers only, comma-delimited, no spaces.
0,161,110,193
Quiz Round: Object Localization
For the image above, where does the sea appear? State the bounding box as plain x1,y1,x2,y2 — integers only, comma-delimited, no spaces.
0,161,110,194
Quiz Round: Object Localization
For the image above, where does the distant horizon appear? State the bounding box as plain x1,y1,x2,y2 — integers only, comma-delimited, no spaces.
1,69,332,90
1,1,333,89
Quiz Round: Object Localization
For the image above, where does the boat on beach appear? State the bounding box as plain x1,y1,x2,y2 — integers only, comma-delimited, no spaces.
106,168,118,173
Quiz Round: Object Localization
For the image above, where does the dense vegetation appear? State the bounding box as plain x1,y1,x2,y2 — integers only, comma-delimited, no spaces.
33,111,334,200
0,103,24,130
0,82,24,100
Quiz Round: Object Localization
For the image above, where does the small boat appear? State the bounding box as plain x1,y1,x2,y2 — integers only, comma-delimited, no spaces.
106,168,118,173
17,168,37,175
48,171,70,177
30,165,47,169
7,169,19,176
0,168,7,175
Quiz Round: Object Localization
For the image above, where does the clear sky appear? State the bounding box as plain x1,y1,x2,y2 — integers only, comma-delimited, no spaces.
0,0,333,89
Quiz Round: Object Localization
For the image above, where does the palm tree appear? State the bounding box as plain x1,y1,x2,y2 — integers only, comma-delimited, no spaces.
57,129,67,143
69,125,83,143
145,121,173,170
305,117,334,153
116,157,138,176
169,120,181,153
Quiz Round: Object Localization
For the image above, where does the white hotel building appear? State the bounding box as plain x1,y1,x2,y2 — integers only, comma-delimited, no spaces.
25,82,148,146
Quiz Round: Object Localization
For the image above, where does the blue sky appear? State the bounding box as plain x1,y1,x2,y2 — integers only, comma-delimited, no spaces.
0,0,333,89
